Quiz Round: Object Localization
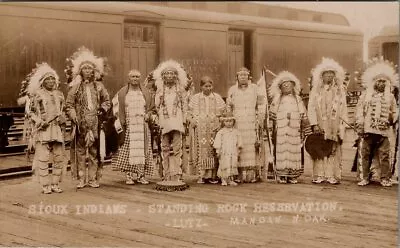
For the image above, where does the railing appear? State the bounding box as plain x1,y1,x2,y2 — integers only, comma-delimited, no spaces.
2,116,73,155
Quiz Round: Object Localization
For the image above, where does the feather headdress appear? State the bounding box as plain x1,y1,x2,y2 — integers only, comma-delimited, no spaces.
361,56,399,90
311,57,345,90
64,46,108,86
17,63,59,106
360,56,399,104
269,71,301,99
152,59,189,93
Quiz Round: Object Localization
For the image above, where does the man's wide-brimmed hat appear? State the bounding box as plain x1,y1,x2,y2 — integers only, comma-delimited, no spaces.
305,133,334,160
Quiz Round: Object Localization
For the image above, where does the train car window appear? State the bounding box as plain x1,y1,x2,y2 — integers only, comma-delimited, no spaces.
124,24,157,44
126,25,134,42
124,27,129,41
235,33,241,46
128,26,134,42
229,34,234,45
147,28,154,42
143,27,149,42
228,32,243,46
136,27,141,42
128,27,134,42
137,27,143,42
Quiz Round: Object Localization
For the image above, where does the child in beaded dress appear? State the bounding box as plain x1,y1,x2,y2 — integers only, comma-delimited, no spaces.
213,112,242,186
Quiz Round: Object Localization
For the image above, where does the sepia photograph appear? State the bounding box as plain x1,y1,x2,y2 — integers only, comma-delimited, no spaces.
0,1,398,247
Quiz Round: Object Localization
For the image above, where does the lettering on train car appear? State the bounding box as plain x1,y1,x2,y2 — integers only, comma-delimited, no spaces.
179,58,223,83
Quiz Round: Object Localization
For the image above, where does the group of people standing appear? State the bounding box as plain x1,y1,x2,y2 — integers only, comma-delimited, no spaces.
19,47,112,193
18,46,398,194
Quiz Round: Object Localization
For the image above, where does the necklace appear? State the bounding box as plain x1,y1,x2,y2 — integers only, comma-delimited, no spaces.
161,85,182,118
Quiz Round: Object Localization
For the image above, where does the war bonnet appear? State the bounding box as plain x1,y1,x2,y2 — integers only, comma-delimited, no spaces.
361,56,399,90
65,46,108,87
152,59,189,93
311,57,345,90
269,71,301,99
17,63,59,106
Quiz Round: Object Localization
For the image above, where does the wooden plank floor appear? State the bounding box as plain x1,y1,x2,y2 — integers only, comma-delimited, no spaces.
0,128,398,248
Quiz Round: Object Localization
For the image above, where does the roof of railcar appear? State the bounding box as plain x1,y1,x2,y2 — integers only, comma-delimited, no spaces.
369,25,399,43
1,2,363,37
140,1,351,26
373,25,399,38
378,25,399,36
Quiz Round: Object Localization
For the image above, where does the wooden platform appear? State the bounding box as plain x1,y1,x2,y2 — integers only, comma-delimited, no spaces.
0,149,397,247
0,127,398,247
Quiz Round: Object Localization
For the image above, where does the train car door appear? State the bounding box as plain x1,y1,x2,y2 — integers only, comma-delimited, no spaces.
228,30,244,84
228,30,252,84
123,23,158,81
382,42,399,65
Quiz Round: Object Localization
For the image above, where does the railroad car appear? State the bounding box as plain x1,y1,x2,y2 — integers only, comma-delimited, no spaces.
368,25,399,65
0,2,364,153
0,1,363,111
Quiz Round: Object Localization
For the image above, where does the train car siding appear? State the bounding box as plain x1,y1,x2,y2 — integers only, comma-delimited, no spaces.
0,2,363,111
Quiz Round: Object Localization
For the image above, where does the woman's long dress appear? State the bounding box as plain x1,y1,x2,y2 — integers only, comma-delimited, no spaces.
113,90,153,177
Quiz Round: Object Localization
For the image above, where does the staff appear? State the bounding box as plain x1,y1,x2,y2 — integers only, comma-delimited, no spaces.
262,66,277,181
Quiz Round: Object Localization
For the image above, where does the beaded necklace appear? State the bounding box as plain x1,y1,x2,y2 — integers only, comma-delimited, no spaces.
160,83,183,119
370,92,390,130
